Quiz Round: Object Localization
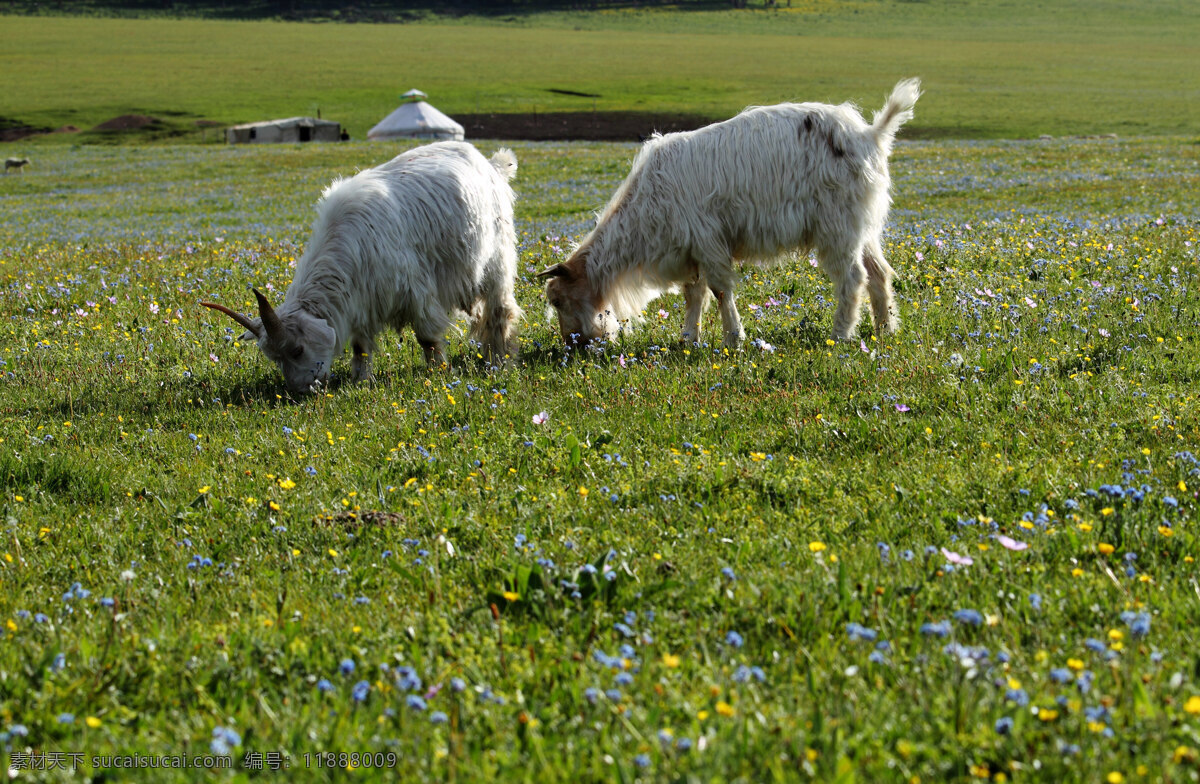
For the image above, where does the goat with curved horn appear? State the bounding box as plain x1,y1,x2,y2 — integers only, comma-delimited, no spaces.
200,141,522,397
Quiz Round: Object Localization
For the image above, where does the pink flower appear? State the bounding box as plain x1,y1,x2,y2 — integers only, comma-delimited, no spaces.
532,411,549,426
618,354,627,368
895,404,910,412
941,547,973,566
860,340,869,353
996,534,1028,551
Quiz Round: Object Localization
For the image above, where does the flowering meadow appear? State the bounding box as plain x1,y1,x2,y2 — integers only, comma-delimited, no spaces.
0,136,1197,782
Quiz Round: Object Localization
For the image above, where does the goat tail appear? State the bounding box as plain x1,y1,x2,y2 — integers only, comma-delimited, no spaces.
489,148,518,181
871,78,921,153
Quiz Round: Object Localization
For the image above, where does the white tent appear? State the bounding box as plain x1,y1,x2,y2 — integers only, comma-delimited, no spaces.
368,90,464,142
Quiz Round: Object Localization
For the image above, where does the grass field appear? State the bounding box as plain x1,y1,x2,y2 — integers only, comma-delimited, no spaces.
1,0,1198,141
0,133,1197,780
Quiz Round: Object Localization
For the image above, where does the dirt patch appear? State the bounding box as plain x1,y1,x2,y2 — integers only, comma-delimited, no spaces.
0,116,51,143
456,111,716,142
91,114,162,132
54,125,80,134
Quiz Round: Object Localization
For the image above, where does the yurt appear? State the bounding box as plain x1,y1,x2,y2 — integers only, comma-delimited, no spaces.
368,90,464,142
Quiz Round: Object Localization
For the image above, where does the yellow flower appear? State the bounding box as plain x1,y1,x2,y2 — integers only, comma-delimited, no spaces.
278,478,296,490
697,710,709,721
578,486,589,497
198,486,211,494
808,541,826,553
1106,773,1124,784
1067,658,1084,671
1100,507,1114,516
1159,526,1174,537
1071,568,1084,577
1037,709,1059,722
749,452,766,461
328,548,339,558
5,619,16,633
502,591,520,602
1098,543,1115,555
1180,481,1188,493
85,716,102,728
716,701,735,717
662,654,681,668
1184,695,1200,714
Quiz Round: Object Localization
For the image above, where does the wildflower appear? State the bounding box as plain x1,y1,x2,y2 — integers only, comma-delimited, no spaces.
996,534,1029,551
430,711,449,724
725,631,744,648
716,701,735,717
1098,543,1115,555
1029,593,1043,611
920,621,952,638
634,754,651,769
210,726,242,755
352,681,370,702
339,658,356,676
406,694,427,711
1184,696,1200,715
953,609,983,626
941,548,974,566
532,411,549,425
808,541,827,553
994,716,1013,735
316,679,335,693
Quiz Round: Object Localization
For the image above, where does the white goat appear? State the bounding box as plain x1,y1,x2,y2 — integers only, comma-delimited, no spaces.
4,158,30,174
202,141,521,396
540,78,920,348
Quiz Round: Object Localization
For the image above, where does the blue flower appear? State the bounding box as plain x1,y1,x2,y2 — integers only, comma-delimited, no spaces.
724,631,744,648
430,711,449,724
210,726,242,755
721,567,737,580
920,621,952,638
1005,688,1029,707
952,609,983,626
57,713,74,724
316,679,335,693
634,754,651,769
1028,593,1043,611
406,695,427,711
352,680,370,702
1049,668,1072,684
994,716,1013,735
846,622,878,642
339,658,356,675
450,677,467,693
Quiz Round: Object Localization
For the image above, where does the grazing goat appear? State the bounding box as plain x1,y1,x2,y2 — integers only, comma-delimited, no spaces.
540,78,920,348
4,158,30,174
202,141,521,396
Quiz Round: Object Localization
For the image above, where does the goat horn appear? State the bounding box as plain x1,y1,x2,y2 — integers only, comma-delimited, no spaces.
199,300,261,337
253,288,284,343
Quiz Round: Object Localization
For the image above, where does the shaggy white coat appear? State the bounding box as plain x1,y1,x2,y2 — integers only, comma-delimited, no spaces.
541,78,920,346
203,141,520,395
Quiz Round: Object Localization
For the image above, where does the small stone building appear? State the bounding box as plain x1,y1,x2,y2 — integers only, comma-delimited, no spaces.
225,117,342,144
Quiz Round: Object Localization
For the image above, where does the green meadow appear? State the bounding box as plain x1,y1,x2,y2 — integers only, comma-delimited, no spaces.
1,132,1198,780
2,0,1199,141
1,3,1200,782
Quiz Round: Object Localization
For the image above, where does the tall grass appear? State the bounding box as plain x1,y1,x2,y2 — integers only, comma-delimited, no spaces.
0,136,1196,780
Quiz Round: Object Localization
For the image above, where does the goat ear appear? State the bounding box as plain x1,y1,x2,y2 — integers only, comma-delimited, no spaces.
536,263,571,280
